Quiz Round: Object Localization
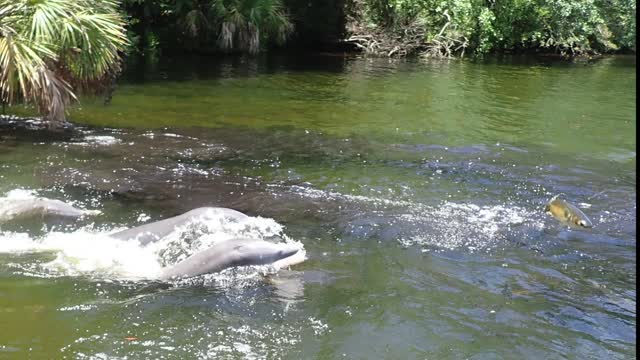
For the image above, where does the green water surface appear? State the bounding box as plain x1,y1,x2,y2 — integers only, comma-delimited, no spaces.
0,54,636,359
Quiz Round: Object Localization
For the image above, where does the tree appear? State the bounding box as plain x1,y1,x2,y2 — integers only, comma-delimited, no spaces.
121,0,293,55
0,0,129,129
172,0,293,54
348,0,635,56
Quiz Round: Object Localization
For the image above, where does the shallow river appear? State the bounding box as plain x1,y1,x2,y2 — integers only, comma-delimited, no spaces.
0,54,636,359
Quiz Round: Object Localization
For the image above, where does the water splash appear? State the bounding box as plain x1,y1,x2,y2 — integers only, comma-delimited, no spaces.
72,135,122,146
288,185,544,252
397,202,544,252
0,206,305,281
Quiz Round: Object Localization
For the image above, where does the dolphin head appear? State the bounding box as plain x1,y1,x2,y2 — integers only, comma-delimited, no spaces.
159,239,302,280
231,240,300,266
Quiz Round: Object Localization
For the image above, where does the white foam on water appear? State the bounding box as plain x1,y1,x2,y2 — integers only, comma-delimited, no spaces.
69,135,121,146
1,189,38,199
162,133,183,138
0,206,306,281
287,185,544,252
397,201,544,251
288,185,414,207
0,229,163,279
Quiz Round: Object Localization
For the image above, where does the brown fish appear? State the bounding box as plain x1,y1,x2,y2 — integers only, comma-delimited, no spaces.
544,195,593,228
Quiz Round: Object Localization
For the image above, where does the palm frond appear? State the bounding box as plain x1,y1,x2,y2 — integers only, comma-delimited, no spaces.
0,0,129,126
181,9,209,37
211,0,292,53
218,21,236,49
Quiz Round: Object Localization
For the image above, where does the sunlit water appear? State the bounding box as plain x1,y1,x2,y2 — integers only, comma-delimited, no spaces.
0,54,636,359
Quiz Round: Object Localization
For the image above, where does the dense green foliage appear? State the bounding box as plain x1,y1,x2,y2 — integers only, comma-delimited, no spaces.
0,0,635,127
120,0,634,56
122,0,293,56
360,0,636,55
0,0,128,126
284,0,346,47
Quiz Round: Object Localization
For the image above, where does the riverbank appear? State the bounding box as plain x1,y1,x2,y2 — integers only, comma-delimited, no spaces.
340,0,636,59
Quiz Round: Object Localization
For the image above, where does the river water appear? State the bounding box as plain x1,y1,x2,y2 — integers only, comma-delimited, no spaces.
0,54,636,359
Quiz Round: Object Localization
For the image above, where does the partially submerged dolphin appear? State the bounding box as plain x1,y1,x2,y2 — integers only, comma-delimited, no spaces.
158,237,301,280
1,196,303,279
110,207,304,280
110,207,249,245
0,196,100,223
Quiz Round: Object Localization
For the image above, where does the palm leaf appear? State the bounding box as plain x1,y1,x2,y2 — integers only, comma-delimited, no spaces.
0,0,129,126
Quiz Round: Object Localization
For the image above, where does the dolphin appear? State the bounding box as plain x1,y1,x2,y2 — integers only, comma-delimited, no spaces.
159,238,301,280
0,196,100,223
109,207,304,279
110,207,249,245
0,198,304,279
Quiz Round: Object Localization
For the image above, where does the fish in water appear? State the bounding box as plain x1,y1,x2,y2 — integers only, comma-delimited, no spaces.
544,194,593,228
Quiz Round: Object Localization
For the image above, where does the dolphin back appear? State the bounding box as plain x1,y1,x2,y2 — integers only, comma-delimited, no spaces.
159,238,300,280
110,207,249,245
0,197,99,222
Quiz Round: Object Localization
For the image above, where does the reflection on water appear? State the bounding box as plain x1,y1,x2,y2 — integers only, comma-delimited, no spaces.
0,54,636,359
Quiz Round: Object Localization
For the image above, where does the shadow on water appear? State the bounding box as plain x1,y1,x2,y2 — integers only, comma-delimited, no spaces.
123,52,362,84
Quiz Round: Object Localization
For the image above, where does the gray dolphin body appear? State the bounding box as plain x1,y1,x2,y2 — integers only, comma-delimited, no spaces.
159,238,300,280
1,199,301,279
0,197,100,223
109,207,301,280
110,207,249,245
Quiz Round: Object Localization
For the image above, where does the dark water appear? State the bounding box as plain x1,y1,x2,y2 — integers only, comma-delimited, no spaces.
0,54,636,359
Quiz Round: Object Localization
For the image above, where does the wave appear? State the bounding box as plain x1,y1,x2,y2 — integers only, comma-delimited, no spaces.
396,202,544,252
288,185,545,252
